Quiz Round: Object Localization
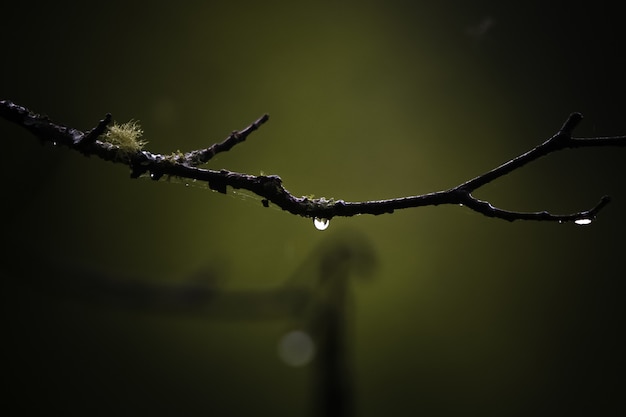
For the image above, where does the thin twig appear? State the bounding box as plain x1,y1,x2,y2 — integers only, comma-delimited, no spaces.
183,114,270,166
1,100,625,222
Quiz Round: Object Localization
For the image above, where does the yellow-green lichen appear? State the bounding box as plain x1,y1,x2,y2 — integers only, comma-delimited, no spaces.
101,120,147,157
164,150,185,164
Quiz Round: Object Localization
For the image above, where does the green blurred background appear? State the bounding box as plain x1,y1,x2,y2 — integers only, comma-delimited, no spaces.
1,1,624,416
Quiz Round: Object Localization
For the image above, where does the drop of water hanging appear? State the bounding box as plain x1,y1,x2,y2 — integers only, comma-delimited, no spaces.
574,218,593,226
313,217,330,231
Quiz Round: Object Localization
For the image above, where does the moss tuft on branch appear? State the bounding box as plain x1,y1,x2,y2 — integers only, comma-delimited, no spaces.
100,120,147,158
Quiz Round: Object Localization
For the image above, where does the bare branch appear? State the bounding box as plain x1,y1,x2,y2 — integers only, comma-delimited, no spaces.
1,100,625,223
183,113,270,166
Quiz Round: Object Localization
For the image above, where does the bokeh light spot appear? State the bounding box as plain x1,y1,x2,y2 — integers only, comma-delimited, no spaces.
277,330,315,367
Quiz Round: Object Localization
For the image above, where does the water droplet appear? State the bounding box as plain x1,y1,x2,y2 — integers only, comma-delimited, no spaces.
277,330,315,367
574,218,593,226
52,141,57,146
313,217,329,231
185,183,189,187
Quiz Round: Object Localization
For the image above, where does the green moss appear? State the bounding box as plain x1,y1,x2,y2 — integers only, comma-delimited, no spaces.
101,120,147,157
165,150,185,163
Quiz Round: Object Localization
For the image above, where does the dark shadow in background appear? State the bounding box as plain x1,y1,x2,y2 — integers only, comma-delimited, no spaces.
1,229,376,417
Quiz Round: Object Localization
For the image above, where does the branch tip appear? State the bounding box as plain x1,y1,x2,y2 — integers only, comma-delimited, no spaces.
78,112,112,146
559,112,583,136
258,113,270,124
592,195,611,214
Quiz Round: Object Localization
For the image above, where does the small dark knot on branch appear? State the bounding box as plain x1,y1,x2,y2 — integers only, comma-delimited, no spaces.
259,174,283,193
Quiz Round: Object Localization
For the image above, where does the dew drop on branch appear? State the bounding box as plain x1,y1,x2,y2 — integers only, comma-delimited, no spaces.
313,217,330,231
574,218,593,226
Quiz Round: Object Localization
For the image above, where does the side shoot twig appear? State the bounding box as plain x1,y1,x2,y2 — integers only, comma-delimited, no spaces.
1,99,624,223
